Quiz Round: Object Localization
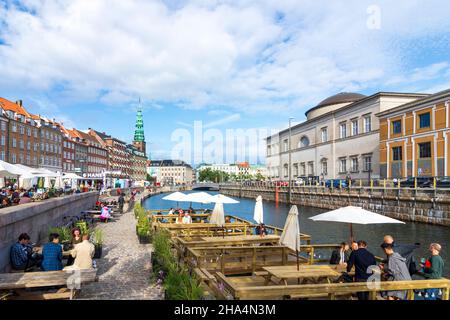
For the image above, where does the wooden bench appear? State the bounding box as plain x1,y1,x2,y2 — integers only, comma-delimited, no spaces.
215,272,450,300
0,269,98,300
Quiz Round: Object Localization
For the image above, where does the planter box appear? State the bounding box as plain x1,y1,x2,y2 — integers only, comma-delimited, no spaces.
138,234,151,244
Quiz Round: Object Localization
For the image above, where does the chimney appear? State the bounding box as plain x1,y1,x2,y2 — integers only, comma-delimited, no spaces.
16,100,22,107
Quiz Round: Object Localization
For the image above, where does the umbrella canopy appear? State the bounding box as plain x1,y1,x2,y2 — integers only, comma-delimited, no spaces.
0,160,26,178
54,176,64,189
309,206,405,225
162,191,188,202
210,194,239,204
44,177,52,189
0,177,4,188
279,205,300,252
183,192,214,204
309,206,405,241
253,195,264,224
210,201,225,227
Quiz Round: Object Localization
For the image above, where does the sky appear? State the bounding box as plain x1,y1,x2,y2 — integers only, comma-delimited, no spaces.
1,0,450,165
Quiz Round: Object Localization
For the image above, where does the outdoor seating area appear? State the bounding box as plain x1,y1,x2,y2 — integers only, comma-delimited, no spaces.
149,191,449,301
0,160,98,209
0,194,121,300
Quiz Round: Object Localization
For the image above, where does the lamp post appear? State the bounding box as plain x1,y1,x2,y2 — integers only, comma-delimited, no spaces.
288,117,294,204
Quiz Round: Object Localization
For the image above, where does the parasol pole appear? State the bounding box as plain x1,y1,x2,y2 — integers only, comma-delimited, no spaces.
350,223,354,243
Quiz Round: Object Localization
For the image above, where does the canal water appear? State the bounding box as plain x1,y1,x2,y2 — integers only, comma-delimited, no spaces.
143,190,450,277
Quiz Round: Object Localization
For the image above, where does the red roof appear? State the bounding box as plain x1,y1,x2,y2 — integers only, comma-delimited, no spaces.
0,97,33,118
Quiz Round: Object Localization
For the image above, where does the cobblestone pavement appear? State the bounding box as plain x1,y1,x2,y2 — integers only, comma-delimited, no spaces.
78,202,164,300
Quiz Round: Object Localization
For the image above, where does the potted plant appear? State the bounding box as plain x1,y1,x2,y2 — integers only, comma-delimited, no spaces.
92,229,103,258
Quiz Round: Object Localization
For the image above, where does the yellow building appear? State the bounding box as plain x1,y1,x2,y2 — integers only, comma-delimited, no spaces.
377,89,450,178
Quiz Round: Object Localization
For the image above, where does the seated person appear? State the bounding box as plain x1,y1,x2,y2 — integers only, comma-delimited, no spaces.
100,204,111,222
10,233,41,271
64,234,95,270
19,193,32,205
167,208,175,215
255,223,268,236
182,212,192,224
41,233,63,271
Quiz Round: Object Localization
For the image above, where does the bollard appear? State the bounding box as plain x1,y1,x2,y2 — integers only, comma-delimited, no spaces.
414,177,417,189
398,179,401,189
434,177,436,189
360,179,362,188
383,179,386,189
370,179,373,189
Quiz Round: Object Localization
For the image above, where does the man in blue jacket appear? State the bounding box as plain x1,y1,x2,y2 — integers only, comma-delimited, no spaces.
347,240,377,300
41,233,63,271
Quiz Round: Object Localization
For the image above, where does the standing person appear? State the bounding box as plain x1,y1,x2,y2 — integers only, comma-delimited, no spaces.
41,233,63,271
380,242,412,300
347,240,377,300
65,234,95,270
330,242,351,265
118,192,125,213
421,243,444,300
350,241,358,252
175,211,184,224
383,235,420,276
66,228,83,266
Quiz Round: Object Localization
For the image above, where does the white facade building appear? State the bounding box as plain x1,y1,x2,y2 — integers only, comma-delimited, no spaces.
266,92,427,181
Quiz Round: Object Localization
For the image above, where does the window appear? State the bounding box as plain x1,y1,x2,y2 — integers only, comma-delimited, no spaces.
392,120,402,134
364,115,372,133
321,127,328,142
300,136,310,148
34,129,38,137
339,158,347,173
1,136,4,146
12,138,16,148
19,140,24,149
419,113,430,128
27,127,31,136
321,160,328,175
418,142,431,158
11,153,16,163
0,151,5,161
300,163,306,176
351,119,358,136
308,162,314,176
283,139,288,152
267,146,271,156
339,123,347,139
12,123,17,132
350,157,358,172
364,156,372,171
19,126,24,134
27,141,30,150
1,121,6,131
392,146,402,161
293,164,298,177
283,164,288,177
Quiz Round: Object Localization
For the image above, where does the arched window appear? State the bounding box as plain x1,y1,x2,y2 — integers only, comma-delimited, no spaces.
299,136,310,148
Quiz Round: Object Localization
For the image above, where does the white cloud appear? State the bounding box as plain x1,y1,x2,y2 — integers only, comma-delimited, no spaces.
1,0,450,116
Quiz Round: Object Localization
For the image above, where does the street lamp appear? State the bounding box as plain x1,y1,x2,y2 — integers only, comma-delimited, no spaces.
288,117,294,204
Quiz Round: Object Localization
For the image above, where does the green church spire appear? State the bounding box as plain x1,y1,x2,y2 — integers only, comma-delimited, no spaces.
134,99,145,142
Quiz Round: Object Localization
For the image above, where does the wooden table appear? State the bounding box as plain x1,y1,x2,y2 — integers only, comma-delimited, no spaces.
34,247,72,257
262,265,346,285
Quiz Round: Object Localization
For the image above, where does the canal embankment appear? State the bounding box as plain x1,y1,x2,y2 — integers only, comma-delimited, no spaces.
219,185,450,227
0,191,99,272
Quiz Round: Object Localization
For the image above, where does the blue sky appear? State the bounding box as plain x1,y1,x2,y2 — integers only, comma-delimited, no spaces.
1,0,450,165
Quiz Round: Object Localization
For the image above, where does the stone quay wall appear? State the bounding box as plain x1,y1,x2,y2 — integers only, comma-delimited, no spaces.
219,185,450,227
0,192,99,272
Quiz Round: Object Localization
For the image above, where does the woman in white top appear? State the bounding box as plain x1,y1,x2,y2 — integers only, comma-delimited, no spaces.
182,213,192,224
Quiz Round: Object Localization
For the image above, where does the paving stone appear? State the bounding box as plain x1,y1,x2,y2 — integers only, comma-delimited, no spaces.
77,201,163,300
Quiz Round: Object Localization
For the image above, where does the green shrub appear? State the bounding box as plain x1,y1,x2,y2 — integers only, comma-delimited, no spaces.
48,226,71,243
75,221,89,235
164,267,203,300
134,203,145,219
91,229,103,246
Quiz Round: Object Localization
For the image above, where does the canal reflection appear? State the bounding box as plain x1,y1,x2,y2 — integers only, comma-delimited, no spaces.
143,190,449,276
